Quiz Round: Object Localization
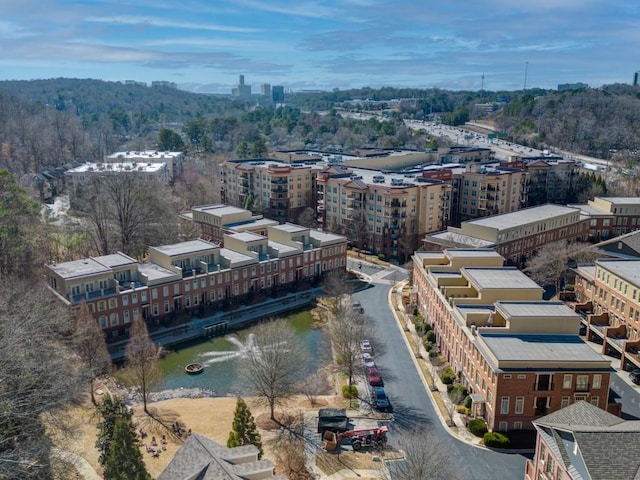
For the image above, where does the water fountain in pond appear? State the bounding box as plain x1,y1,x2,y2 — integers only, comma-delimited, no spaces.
197,333,258,365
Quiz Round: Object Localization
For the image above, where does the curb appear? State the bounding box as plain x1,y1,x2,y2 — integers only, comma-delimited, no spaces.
387,281,490,451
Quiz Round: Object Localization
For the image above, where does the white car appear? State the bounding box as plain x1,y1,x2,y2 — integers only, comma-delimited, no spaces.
360,340,372,352
361,353,375,368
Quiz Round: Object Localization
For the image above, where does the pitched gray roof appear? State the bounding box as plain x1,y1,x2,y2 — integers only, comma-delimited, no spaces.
534,400,624,429
534,401,640,480
158,433,286,480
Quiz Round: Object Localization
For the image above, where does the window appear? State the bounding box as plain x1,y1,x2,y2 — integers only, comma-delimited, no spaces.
98,301,106,312
163,286,169,296
514,422,523,430
152,288,158,299
563,374,573,389
576,375,589,391
500,397,509,414
110,313,118,326
108,298,117,309
133,308,139,320
517,374,526,380
561,396,570,408
185,282,190,292
132,293,138,304
164,301,170,313
141,291,147,302
503,374,512,379
122,295,129,306
515,397,524,414
152,304,158,316
123,310,130,324
593,374,602,389
498,422,508,432
591,396,600,406
575,394,587,402
99,316,107,329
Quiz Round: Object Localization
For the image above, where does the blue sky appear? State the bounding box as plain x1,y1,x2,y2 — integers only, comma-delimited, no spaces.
1,0,639,93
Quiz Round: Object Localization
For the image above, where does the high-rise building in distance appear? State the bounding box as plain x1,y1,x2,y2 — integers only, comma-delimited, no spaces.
272,85,285,103
261,83,271,96
232,75,252,98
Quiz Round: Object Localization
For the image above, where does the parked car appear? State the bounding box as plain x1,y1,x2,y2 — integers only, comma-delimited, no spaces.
368,371,383,387
630,369,640,385
361,353,375,369
360,340,372,352
352,301,364,314
371,386,391,412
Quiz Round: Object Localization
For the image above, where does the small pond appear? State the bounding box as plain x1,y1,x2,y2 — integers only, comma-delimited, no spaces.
155,308,330,397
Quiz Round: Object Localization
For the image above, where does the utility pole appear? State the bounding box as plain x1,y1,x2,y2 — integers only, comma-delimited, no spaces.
524,61,529,90
481,73,485,91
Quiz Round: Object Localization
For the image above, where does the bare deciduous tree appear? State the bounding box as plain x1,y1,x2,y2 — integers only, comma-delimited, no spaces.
321,269,355,313
330,303,368,388
73,302,111,406
240,320,308,421
385,428,461,480
0,280,84,480
525,241,599,295
124,317,163,415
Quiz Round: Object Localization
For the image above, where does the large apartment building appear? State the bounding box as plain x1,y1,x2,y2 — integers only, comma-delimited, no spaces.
105,150,185,181
317,165,451,259
571,197,640,241
413,249,613,431
46,224,346,341
454,163,529,224
424,204,590,266
573,258,640,372
220,159,317,222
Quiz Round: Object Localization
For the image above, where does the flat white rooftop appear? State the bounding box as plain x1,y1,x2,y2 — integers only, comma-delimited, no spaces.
66,162,166,173
228,232,266,243
192,204,248,216
428,231,495,248
273,223,308,234
463,204,581,231
462,267,543,290
480,334,609,364
49,258,112,279
138,262,178,282
597,259,640,286
496,301,579,318
153,239,219,257
310,230,346,244
106,150,183,159
445,249,503,259
598,197,640,204
93,253,137,269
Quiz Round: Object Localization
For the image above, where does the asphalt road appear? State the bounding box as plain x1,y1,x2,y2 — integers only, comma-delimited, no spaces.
352,261,528,480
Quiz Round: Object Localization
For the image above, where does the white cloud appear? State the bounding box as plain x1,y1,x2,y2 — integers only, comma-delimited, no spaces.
85,15,261,33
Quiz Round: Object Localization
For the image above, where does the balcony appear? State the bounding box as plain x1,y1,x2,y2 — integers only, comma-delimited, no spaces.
71,287,118,303
271,178,287,185
271,186,288,193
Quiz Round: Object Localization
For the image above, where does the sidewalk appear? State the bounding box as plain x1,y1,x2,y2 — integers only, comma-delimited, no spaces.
388,280,484,448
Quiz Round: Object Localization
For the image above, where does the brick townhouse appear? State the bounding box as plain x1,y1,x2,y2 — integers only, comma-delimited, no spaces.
413,249,614,431
46,224,346,341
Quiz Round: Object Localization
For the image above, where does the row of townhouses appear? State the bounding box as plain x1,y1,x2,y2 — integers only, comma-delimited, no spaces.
46,222,346,341
412,248,616,432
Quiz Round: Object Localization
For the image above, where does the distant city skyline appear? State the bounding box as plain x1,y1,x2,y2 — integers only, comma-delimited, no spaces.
1,1,639,94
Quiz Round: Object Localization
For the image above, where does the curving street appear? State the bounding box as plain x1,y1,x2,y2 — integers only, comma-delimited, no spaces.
348,258,528,480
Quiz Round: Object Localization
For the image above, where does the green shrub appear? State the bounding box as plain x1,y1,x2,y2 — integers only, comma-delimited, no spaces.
483,431,511,448
413,306,419,316
423,341,433,352
456,405,468,414
439,366,456,385
448,385,468,404
423,323,432,333
341,384,358,399
565,284,575,291
335,354,344,365
468,419,488,437
464,395,472,409
426,330,436,343
377,253,386,261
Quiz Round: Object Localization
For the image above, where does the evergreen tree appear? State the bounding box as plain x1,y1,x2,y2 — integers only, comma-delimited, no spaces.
227,397,263,459
96,395,133,466
103,416,150,480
